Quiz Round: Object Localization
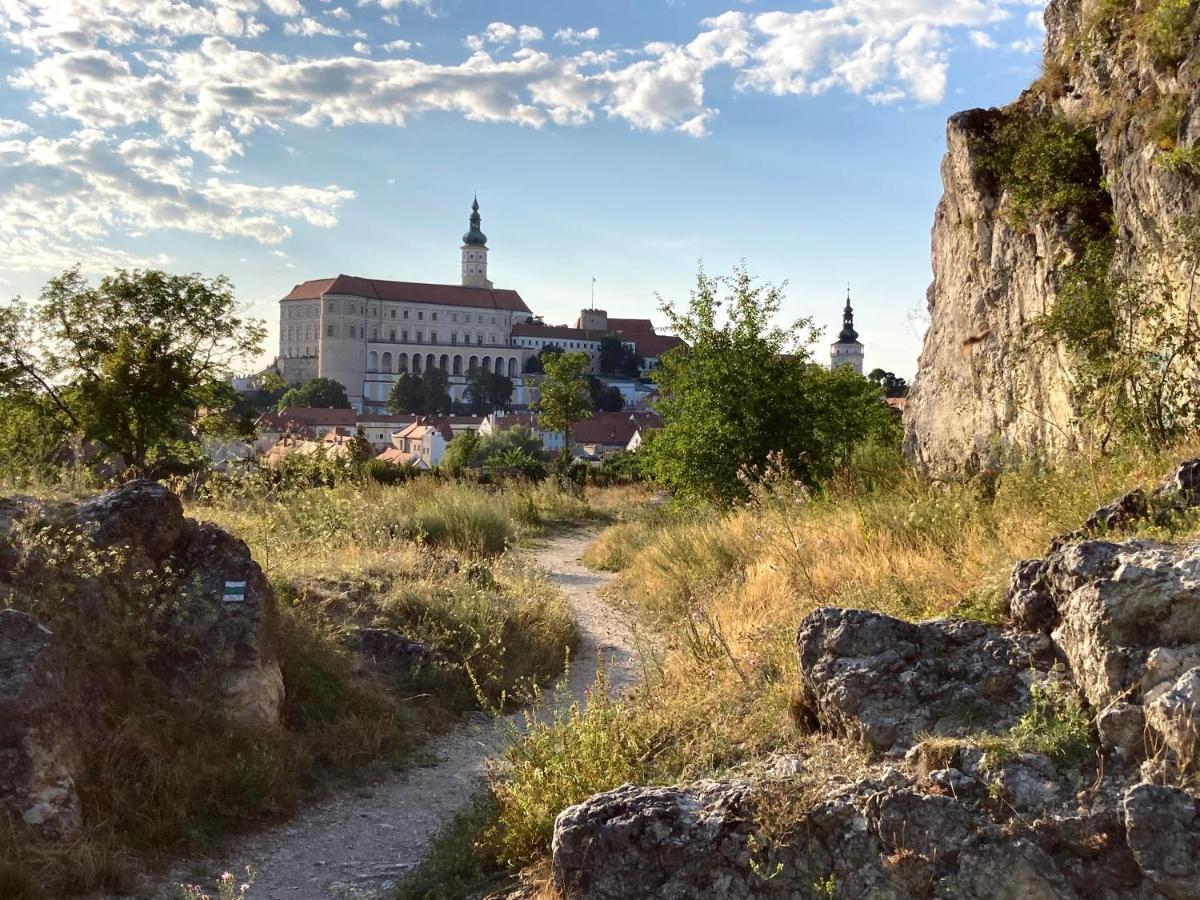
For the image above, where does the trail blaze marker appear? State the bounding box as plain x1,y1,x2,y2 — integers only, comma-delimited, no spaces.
222,580,247,603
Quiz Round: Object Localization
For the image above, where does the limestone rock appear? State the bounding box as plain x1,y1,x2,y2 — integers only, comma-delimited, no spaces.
1144,667,1200,772
0,609,81,839
794,607,1056,754
551,781,773,900
1123,783,1200,900
72,478,192,563
905,0,1200,476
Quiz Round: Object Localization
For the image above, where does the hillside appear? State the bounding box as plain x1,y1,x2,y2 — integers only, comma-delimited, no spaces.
906,0,1200,476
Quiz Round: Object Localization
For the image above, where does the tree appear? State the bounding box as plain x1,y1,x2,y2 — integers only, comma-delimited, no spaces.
464,367,514,415
588,377,625,412
535,351,592,458
422,367,453,416
0,266,264,472
439,430,480,475
598,335,642,378
278,376,350,411
469,425,546,466
388,374,425,414
522,354,543,374
645,264,899,503
867,368,910,398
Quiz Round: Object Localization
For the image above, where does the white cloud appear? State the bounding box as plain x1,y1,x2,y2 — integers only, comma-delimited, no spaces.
0,129,353,270
283,17,340,36
0,0,1042,270
0,117,31,136
555,27,600,45
465,22,543,51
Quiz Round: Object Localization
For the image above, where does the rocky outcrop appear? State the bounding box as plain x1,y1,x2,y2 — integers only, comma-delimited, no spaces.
0,481,285,841
0,609,81,839
794,608,1057,755
554,476,1200,897
905,0,1200,476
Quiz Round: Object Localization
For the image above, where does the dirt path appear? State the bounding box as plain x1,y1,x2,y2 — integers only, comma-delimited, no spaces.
137,529,641,900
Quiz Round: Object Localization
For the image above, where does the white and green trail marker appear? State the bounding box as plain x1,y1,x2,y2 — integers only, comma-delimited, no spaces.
222,580,247,603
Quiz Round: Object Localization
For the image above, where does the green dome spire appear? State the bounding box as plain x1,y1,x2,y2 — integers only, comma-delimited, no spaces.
462,195,487,246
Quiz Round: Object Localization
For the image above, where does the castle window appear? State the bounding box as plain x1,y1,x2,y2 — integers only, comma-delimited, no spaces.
451,333,457,345
390,329,396,341
403,310,409,319
372,328,378,339
328,302,335,312
432,312,438,321
390,309,396,318
327,324,335,337
417,311,424,320
452,313,458,322
431,331,438,343
402,330,408,341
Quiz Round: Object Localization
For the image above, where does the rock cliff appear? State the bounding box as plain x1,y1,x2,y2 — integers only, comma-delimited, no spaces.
905,0,1200,477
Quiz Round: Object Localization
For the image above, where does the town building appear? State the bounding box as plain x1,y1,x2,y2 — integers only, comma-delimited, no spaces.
278,200,683,411
830,289,865,374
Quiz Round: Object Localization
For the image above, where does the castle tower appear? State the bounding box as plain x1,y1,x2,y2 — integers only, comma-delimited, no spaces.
830,287,865,374
461,196,492,288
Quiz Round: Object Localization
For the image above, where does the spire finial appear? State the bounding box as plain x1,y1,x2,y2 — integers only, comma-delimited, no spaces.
463,195,486,245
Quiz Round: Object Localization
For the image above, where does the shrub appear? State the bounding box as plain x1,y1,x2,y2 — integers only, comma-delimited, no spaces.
1137,0,1197,66
483,447,547,481
402,484,517,554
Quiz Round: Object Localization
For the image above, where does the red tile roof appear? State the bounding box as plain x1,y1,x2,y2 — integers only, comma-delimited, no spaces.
626,333,684,358
512,323,609,342
608,317,656,334
257,407,358,430
280,275,531,313
572,412,640,446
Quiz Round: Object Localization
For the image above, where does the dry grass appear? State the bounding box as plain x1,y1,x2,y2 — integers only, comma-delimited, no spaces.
0,477,584,897
481,440,1200,885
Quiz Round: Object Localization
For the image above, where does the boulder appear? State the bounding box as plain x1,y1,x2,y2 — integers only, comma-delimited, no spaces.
551,781,776,900
1123,783,1200,900
0,609,81,839
344,627,441,675
795,608,1056,754
72,478,193,563
164,523,284,729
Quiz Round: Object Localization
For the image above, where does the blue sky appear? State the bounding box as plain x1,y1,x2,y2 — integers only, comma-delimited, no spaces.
0,0,1047,377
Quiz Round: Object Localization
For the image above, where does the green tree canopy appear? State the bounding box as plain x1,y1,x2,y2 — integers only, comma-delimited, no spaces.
534,351,592,456
278,376,350,411
464,367,514,415
644,264,899,503
588,377,625,412
0,266,264,472
388,368,453,415
598,335,642,378
867,368,910,398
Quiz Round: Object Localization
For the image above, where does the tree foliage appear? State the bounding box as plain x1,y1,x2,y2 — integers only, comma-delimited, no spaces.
588,378,625,412
598,335,642,378
277,377,350,411
464,367,514,415
644,264,900,503
388,369,452,415
534,351,592,454
0,267,264,472
867,368,910,398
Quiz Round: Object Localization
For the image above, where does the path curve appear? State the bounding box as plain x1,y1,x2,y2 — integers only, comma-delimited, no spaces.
135,529,640,900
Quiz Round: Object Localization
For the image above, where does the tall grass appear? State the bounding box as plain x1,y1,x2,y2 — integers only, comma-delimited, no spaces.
482,441,1200,878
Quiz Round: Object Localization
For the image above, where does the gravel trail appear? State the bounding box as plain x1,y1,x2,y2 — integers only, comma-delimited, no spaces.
131,529,640,900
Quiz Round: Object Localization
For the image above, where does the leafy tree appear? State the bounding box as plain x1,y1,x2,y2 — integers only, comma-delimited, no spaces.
388,369,453,415
867,368,910,398
469,425,546,467
439,430,481,475
522,355,543,374
389,374,425,414
278,377,350,410
598,335,642,378
535,351,592,458
483,447,546,480
0,266,264,472
422,367,453,416
588,377,625,412
347,425,373,462
465,367,514,415
645,264,899,503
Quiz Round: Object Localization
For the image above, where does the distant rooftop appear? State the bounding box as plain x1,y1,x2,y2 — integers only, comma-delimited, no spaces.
281,274,531,314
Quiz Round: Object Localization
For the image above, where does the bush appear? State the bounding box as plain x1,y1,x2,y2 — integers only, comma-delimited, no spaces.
402,483,518,555
483,447,547,481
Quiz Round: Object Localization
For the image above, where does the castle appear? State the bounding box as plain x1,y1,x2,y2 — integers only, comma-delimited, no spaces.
278,199,681,412
830,288,864,374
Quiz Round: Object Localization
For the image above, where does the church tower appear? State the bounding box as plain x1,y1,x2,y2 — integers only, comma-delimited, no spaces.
461,196,492,288
830,287,865,374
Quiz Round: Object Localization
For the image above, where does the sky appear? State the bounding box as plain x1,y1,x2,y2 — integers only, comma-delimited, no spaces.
0,0,1048,378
